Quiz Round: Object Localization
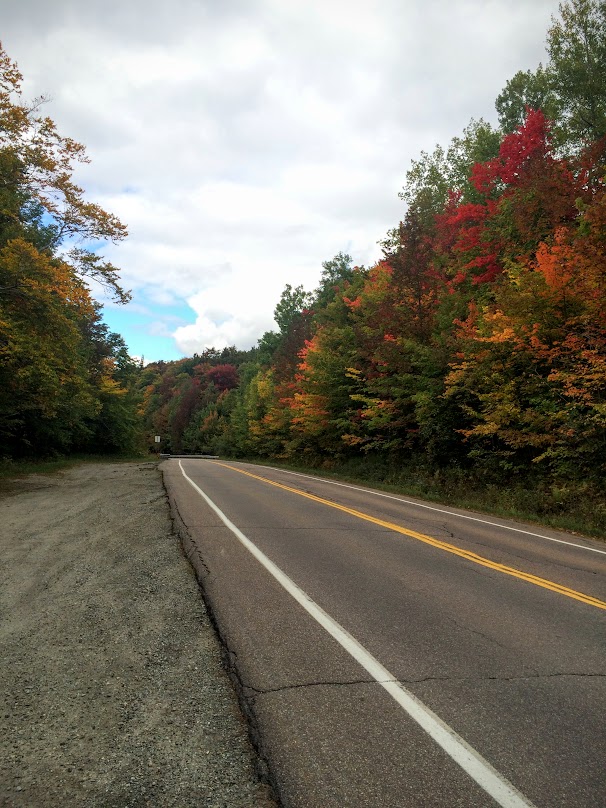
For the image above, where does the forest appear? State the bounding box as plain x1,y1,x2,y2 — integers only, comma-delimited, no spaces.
2,1,605,531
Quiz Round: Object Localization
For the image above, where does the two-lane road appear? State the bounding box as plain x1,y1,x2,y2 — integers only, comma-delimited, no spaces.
163,458,606,808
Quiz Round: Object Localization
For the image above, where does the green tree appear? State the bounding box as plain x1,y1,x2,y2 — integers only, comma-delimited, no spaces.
313,252,355,309
548,0,606,145
273,283,313,334
397,119,501,219
496,1,606,150
495,66,559,134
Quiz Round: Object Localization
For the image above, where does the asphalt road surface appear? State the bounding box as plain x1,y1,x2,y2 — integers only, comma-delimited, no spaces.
163,458,606,808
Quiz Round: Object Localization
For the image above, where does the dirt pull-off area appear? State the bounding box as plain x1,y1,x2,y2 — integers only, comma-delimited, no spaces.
0,461,275,807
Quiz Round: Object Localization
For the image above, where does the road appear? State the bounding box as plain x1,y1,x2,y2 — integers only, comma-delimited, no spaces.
163,458,606,808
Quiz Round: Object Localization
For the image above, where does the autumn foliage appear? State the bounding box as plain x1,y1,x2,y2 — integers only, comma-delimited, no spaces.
0,44,139,457
9,0,597,509
142,34,606,501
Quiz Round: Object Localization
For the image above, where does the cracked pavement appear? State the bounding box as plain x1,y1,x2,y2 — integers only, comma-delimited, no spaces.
164,458,606,808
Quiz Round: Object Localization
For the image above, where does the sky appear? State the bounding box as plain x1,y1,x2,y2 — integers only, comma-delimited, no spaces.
3,0,561,362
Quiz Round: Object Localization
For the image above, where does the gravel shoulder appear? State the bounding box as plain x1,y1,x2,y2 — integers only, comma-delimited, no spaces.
0,460,275,807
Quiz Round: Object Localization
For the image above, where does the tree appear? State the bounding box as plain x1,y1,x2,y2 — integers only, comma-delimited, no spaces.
205,364,239,391
313,252,355,309
273,283,313,334
397,120,501,218
495,66,559,134
0,239,100,454
289,324,361,458
439,109,578,287
0,44,129,301
0,43,135,457
496,1,606,150
547,0,606,146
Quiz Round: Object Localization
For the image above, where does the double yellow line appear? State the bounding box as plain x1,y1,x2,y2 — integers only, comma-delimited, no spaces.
214,462,606,611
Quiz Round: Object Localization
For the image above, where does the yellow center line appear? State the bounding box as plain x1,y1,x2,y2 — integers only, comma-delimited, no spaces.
211,462,606,611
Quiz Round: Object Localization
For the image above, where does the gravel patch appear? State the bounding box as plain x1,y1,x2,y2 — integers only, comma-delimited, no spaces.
0,461,275,807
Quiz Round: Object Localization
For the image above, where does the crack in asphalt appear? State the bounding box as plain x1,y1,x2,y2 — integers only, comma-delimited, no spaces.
243,678,388,695
242,671,605,700
444,614,513,652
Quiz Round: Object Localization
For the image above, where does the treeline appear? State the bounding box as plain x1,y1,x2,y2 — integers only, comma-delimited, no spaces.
0,45,140,458
5,0,605,506
141,0,606,503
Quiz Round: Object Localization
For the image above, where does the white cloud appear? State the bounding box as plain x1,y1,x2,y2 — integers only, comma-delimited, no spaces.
174,276,287,354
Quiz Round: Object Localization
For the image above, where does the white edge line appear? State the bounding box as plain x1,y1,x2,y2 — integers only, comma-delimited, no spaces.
246,464,606,556
178,460,537,808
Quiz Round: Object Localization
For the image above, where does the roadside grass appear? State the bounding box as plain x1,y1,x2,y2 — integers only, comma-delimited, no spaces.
237,456,606,542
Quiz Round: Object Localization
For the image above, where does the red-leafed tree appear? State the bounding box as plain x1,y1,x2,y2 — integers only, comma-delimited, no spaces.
205,364,239,391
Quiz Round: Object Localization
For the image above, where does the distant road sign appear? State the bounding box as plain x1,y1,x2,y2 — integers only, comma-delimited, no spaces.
154,436,161,443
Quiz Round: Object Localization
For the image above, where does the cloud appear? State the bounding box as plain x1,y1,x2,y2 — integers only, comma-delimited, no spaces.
1,0,561,357
173,278,286,354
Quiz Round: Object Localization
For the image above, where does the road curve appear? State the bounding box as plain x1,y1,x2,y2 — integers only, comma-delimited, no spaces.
163,458,606,808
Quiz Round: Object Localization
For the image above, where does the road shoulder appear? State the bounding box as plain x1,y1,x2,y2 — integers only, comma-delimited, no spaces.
0,460,275,807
